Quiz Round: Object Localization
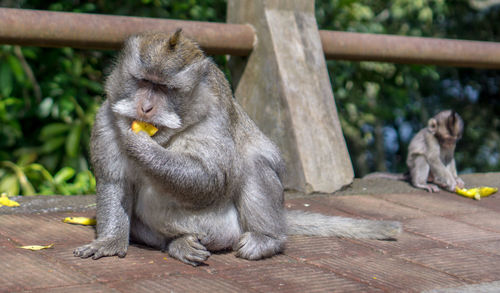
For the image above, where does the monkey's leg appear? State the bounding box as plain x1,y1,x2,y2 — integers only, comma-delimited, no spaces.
410,156,440,193
235,164,287,260
74,181,132,259
130,215,166,250
167,234,211,266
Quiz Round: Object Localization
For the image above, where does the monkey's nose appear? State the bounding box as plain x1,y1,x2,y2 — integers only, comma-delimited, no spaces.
141,103,154,114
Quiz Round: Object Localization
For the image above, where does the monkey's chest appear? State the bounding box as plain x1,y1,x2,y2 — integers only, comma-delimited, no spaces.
440,151,454,165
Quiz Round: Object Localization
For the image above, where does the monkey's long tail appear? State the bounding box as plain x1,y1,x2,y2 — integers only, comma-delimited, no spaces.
362,172,409,181
285,210,401,240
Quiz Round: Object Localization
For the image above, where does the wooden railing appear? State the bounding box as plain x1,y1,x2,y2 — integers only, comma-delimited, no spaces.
2,8,500,68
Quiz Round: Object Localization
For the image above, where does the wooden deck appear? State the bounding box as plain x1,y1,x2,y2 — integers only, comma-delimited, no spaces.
1,173,500,292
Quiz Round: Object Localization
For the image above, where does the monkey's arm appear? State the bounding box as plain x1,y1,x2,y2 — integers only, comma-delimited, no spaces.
74,103,132,259
448,159,465,188
123,130,227,207
424,133,457,191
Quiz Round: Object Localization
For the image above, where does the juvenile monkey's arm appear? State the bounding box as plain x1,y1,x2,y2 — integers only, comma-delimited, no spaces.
448,158,459,178
448,159,465,188
124,131,226,207
425,134,457,190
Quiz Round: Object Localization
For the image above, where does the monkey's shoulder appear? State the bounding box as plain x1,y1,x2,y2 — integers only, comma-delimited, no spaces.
89,102,129,177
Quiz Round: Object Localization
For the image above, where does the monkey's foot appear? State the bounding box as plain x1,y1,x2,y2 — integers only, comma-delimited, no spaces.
235,232,284,260
168,234,211,266
74,238,128,260
415,183,440,193
426,184,441,192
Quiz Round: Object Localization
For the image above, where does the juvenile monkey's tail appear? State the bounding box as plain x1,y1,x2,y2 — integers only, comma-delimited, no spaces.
362,172,409,181
285,210,401,240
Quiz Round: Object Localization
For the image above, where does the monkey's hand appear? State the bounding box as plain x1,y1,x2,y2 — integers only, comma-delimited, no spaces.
421,183,441,193
433,175,457,193
455,177,465,189
123,128,157,159
74,237,128,260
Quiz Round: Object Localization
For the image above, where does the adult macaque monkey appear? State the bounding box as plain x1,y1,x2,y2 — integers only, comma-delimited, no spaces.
74,30,401,266
364,110,465,193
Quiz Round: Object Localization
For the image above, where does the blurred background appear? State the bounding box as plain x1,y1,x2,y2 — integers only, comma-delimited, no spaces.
0,0,499,196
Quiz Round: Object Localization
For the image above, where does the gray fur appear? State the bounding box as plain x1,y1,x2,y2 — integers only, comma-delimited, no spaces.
286,210,401,239
363,110,464,193
407,110,464,192
363,172,408,181
74,31,401,266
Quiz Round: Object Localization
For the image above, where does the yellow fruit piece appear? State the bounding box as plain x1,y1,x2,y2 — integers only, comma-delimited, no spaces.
455,186,498,200
131,120,158,136
19,244,54,251
0,193,20,207
63,216,97,226
478,186,498,197
455,187,478,198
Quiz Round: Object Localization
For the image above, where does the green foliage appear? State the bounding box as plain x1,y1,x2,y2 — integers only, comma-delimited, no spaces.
0,44,102,196
316,0,500,176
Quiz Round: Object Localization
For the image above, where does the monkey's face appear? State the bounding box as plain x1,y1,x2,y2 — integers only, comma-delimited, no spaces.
108,31,207,134
429,110,464,149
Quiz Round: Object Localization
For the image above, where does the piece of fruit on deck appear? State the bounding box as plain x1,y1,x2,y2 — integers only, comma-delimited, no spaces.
0,193,20,207
456,186,498,200
19,244,54,250
63,216,97,226
131,120,158,136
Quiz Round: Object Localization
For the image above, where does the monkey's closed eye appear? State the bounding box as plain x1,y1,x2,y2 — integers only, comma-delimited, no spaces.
131,76,151,86
134,77,176,92
158,84,180,94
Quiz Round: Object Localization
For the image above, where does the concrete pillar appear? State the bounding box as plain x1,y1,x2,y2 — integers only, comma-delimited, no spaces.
227,0,354,193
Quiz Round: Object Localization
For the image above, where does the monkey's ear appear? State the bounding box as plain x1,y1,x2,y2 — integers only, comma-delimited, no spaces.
427,118,437,134
450,110,457,125
169,28,183,49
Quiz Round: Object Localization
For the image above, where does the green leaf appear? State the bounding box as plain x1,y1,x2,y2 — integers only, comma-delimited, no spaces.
54,166,75,184
0,173,19,196
72,58,82,77
1,161,35,195
70,170,96,194
65,121,82,157
20,47,36,59
38,98,54,118
16,152,38,167
0,62,13,97
18,173,36,196
38,153,60,173
79,78,103,93
6,55,25,83
25,163,54,183
40,137,66,154
39,123,71,140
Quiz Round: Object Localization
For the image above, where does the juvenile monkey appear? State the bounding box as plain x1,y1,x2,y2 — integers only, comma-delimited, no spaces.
74,30,401,266
364,110,465,193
